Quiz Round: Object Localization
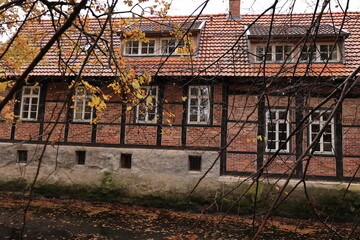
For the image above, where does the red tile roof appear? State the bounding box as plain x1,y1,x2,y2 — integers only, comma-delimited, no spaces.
9,12,360,78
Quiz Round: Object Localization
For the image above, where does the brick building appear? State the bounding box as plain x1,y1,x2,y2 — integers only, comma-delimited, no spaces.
0,1,359,186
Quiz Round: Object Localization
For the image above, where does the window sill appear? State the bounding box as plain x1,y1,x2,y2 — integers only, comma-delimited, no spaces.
72,120,92,123
19,118,38,122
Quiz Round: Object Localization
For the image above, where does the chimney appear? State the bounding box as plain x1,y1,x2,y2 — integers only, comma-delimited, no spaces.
229,0,240,19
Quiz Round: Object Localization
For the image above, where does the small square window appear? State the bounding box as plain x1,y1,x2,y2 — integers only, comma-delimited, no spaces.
17,150,28,163
120,154,132,169
189,156,201,171
76,151,86,165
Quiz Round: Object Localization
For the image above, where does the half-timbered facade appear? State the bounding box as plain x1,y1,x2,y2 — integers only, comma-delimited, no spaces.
1,2,360,185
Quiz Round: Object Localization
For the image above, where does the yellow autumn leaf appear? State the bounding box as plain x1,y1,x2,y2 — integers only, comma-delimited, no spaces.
126,106,132,111
146,96,153,104
181,96,187,101
88,96,101,107
131,80,140,89
0,82,7,92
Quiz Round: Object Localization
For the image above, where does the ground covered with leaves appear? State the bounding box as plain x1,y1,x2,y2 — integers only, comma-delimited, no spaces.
0,194,358,239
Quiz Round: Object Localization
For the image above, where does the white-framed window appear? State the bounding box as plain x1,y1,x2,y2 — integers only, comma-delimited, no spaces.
319,44,338,62
136,86,158,123
73,86,93,122
20,86,40,121
265,109,290,152
124,40,155,55
299,44,339,62
299,45,316,62
188,86,210,124
161,38,185,55
255,45,293,63
309,110,335,154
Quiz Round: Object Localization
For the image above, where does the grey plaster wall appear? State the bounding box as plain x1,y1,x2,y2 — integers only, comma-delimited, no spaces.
0,143,223,195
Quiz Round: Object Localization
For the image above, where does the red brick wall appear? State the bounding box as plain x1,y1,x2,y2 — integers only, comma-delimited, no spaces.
226,153,256,172
42,123,66,142
228,95,258,121
15,122,40,140
343,127,360,156
125,125,157,145
161,126,181,146
163,83,183,102
162,104,183,125
263,155,296,174
44,102,68,122
46,83,68,101
97,103,122,124
227,122,257,152
0,122,12,139
343,158,360,177
306,156,337,176
186,127,221,147
96,125,120,144
68,124,92,143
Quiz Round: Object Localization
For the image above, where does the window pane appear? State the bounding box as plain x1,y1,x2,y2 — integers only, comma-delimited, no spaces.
279,142,287,150
23,104,29,111
268,142,276,149
278,111,287,120
313,143,320,152
190,114,197,121
312,124,320,133
279,132,287,140
31,105,37,112
267,123,275,131
279,123,286,132
190,99,198,106
190,87,198,96
268,132,275,140
24,88,31,95
200,87,209,96
276,46,283,53
323,142,332,152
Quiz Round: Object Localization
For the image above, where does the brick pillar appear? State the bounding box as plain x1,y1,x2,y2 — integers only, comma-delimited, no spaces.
229,0,240,19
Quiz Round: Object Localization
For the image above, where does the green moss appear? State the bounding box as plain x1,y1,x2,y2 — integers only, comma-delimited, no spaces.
0,178,359,222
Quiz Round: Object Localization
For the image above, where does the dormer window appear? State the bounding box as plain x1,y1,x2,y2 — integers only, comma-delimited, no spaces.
319,44,337,61
299,45,316,62
255,45,293,63
299,44,339,62
161,39,185,55
124,40,155,55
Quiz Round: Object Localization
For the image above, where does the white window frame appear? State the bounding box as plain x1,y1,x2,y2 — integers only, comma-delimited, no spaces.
161,38,187,55
318,44,338,62
255,44,293,63
136,86,158,123
187,86,211,124
309,110,335,154
299,43,339,63
265,109,290,153
124,39,156,56
20,86,40,121
73,86,93,122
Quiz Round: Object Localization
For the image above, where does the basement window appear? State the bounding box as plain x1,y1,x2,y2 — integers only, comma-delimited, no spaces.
17,150,28,163
189,156,201,171
76,151,86,165
120,154,132,169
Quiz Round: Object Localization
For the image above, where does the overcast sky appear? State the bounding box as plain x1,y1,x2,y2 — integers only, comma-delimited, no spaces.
158,0,360,16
